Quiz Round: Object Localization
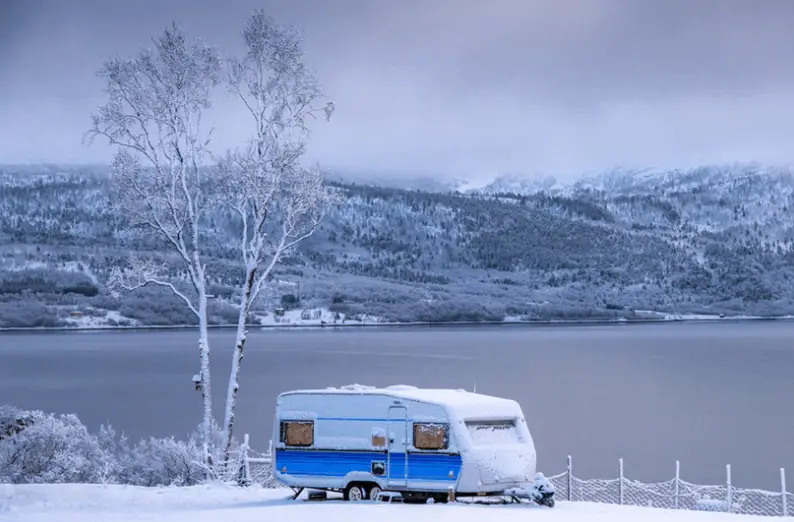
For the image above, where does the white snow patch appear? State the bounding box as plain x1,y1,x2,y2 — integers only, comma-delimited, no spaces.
634,310,723,321
301,385,524,422
277,410,317,420
394,388,523,422
0,483,769,522
253,307,383,326
465,420,534,485
471,445,535,485
61,261,99,283
61,310,138,328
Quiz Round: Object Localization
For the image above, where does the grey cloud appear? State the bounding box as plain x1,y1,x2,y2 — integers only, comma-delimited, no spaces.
371,0,794,106
2,0,794,178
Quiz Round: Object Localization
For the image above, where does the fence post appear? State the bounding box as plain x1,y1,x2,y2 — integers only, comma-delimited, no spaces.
782,468,788,517
674,460,680,510
567,455,573,501
236,433,252,487
618,458,624,505
726,464,732,513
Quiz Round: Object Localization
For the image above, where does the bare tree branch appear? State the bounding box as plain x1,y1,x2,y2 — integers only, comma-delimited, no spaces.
107,262,200,319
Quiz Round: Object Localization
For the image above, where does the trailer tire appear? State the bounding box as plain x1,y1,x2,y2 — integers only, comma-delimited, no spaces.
368,485,383,501
344,483,366,501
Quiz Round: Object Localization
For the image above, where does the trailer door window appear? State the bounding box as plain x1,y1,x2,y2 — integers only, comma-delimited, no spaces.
464,419,520,445
280,420,314,447
413,422,448,450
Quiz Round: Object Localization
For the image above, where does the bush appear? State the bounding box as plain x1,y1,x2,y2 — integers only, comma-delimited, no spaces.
0,300,62,328
116,286,199,326
117,434,206,487
280,294,300,310
0,269,98,297
0,405,239,487
0,405,112,483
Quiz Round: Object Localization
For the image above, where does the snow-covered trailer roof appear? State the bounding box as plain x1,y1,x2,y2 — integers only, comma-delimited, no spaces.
278,384,524,421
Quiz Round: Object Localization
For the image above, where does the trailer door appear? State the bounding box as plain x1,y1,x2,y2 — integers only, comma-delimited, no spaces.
387,405,408,487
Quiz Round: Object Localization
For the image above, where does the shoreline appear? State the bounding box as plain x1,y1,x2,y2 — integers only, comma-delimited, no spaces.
0,314,791,334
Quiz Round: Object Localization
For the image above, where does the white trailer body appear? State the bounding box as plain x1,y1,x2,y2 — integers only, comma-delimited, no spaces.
271,384,537,500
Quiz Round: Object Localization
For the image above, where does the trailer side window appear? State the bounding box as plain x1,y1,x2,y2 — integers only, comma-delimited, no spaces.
413,422,448,450
280,420,314,447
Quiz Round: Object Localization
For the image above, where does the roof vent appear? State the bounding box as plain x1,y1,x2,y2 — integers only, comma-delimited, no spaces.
385,384,419,391
340,383,375,391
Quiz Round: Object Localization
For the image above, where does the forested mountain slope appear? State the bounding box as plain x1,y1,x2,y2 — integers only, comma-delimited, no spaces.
1,164,792,327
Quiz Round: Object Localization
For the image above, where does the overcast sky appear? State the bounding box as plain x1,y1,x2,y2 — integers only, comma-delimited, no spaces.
3,0,794,181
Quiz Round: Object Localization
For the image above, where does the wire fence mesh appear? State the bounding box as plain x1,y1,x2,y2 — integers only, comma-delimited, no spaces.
545,456,791,517
237,441,791,517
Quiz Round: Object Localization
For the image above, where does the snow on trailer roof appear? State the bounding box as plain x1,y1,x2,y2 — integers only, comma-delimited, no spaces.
280,384,525,421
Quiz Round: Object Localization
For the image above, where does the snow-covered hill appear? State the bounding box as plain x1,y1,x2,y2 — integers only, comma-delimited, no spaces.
0,483,768,522
3,163,794,328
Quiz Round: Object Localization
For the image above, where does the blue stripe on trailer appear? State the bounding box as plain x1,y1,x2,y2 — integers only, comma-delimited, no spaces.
275,449,462,482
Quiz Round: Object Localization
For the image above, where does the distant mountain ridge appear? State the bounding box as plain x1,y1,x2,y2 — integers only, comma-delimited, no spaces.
1,163,793,328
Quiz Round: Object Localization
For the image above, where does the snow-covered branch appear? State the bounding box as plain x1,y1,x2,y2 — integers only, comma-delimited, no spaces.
87,25,221,296
247,164,341,305
226,10,334,157
107,262,200,319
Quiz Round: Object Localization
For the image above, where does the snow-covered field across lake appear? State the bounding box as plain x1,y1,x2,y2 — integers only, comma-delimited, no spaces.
0,484,770,522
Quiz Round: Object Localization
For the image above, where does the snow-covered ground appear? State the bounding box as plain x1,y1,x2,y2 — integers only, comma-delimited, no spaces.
253,307,383,326
631,310,781,321
0,484,771,522
61,310,135,328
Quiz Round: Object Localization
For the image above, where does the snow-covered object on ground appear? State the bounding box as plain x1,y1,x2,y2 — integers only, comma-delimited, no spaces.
272,384,537,498
505,472,556,506
0,483,772,522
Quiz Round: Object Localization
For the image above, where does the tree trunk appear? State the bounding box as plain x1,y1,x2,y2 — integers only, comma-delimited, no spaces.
222,266,256,464
198,289,214,472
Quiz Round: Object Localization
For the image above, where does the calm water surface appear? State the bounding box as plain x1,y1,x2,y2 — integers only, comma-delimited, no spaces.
1,321,792,489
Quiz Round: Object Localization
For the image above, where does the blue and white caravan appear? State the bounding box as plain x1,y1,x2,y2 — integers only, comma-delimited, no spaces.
271,384,554,505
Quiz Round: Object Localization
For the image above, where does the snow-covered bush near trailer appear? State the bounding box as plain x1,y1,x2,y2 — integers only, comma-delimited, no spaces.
0,406,114,484
113,433,207,487
0,405,240,487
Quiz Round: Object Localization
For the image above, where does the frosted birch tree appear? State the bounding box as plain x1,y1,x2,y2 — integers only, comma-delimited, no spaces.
218,10,337,463
85,24,222,469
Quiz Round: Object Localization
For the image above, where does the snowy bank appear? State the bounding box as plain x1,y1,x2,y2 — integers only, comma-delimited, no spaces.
6,314,794,333
0,484,773,522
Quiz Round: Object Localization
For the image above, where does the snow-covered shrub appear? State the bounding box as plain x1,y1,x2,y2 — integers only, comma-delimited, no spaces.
0,406,112,484
120,435,205,487
0,405,246,486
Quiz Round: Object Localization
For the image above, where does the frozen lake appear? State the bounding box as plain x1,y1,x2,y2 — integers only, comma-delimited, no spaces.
1,321,792,489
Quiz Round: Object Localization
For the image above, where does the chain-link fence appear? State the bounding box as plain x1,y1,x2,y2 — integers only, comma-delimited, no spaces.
547,456,791,517
236,440,791,517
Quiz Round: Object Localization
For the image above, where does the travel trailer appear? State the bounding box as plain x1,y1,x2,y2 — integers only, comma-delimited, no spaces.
271,384,554,505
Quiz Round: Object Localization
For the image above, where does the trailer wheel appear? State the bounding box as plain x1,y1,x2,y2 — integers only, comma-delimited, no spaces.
344,483,366,501
368,485,383,501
